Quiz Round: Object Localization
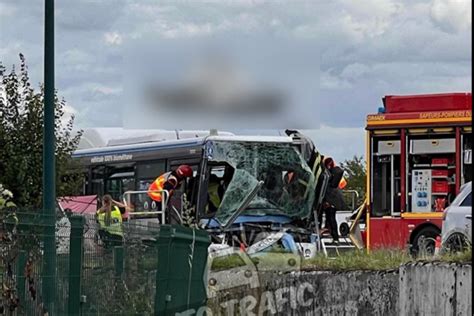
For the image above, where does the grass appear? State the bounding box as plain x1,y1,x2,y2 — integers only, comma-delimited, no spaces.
303,249,412,271
208,248,472,272
211,253,248,271
437,248,472,264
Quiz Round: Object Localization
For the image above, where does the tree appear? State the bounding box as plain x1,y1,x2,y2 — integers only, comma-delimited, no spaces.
0,54,83,208
340,155,366,206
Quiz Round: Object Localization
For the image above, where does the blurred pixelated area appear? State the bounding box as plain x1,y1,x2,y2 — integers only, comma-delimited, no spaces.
123,36,320,129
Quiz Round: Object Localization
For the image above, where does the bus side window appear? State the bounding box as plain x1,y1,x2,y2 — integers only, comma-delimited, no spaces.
136,161,166,191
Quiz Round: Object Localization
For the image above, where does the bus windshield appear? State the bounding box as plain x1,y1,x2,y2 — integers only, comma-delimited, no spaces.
206,140,316,225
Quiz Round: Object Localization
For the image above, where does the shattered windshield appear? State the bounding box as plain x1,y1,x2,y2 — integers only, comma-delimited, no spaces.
206,140,316,225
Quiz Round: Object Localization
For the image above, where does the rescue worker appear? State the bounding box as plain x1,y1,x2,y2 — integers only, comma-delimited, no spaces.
206,165,234,214
282,169,305,203
147,164,194,203
321,156,347,243
148,165,194,223
323,157,346,189
96,194,124,246
207,174,223,214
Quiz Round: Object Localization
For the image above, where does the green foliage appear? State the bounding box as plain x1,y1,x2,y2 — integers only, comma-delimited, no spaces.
181,193,198,228
0,54,83,208
340,155,367,206
0,184,16,211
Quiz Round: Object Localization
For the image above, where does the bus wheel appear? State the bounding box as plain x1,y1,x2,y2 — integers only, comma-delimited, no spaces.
411,226,440,257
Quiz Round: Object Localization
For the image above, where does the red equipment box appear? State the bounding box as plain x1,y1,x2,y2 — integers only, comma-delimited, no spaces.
383,93,472,113
431,158,450,166
432,169,450,177
432,180,449,193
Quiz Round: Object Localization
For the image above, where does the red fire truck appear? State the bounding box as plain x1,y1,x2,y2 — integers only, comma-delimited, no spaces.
363,92,472,254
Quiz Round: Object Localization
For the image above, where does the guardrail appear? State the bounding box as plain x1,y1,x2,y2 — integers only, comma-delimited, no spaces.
342,190,360,212
122,190,169,224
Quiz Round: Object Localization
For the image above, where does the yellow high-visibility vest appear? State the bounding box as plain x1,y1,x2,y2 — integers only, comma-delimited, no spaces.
97,206,123,237
339,177,347,189
208,181,221,210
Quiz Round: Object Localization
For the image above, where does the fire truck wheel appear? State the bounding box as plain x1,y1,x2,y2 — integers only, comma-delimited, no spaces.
411,226,440,257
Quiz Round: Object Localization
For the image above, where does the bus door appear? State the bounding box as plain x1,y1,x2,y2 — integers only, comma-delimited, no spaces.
106,171,134,200
105,163,135,201
168,160,201,224
132,160,167,216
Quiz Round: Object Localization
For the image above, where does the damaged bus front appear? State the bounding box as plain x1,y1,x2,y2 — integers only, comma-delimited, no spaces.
195,136,328,258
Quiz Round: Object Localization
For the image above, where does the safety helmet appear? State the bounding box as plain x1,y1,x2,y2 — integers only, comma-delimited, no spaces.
323,156,335,168
176,164,193,178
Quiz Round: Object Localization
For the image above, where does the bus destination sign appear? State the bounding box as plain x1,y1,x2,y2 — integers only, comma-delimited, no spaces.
90,154,133,164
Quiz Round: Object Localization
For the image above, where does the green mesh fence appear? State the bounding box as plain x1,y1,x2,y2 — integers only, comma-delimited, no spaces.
80,216,159,315
1,211,161,315
1,211,208,315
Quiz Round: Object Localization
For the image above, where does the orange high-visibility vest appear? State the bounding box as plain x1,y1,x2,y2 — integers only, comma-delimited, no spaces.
338,177,347,189
147,172,174,202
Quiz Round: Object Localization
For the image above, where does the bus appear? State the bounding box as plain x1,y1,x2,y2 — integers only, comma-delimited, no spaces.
363,92,472,254
72,133,329,232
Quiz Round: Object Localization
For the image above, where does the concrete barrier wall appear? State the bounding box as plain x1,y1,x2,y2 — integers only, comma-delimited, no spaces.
208,263,471,315
400,262,471,316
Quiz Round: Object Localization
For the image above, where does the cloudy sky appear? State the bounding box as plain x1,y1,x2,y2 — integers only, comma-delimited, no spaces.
0,0,471,162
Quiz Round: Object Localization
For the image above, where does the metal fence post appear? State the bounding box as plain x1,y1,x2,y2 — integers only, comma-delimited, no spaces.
68,215,84,316
114,246,124,277
16,251,27,308
42,0,57,312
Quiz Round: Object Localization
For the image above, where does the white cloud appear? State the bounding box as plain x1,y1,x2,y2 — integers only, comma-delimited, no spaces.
304,125,366,163
0,2,16,17
93,85,122,96
320,71,353,89
430,0,472,33
104,32,123,45
340,63,371,80
1,1,471,131
162,23,214,39
339,0,403,40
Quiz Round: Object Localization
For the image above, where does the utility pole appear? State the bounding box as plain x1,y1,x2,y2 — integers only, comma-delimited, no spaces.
42,0,56,313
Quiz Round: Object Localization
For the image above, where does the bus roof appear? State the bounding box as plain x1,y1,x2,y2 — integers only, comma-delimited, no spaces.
72,137,206,158
76,128,236,150
72,135,293,158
